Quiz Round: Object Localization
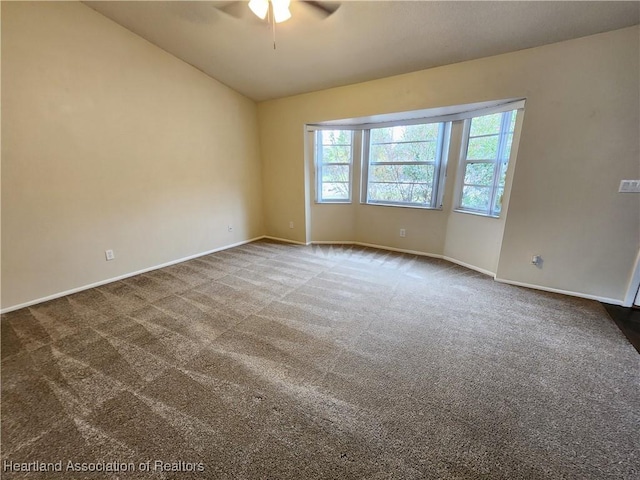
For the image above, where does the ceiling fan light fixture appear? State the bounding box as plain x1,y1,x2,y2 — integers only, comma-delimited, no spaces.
248,0,269,20
272,0,292,23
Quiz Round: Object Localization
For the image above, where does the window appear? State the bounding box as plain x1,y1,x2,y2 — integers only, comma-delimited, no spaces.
315,130,353,203
310,99,524,212
457,110,517,217
364,122,449,208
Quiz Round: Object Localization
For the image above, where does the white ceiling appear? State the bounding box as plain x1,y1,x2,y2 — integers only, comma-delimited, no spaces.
84,1,640,102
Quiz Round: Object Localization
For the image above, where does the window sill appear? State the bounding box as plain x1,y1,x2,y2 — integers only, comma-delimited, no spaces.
453,208,501,219
364,202,443,211
315,201,353,205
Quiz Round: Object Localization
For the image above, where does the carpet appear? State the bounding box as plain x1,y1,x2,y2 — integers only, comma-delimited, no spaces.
2,240,638,479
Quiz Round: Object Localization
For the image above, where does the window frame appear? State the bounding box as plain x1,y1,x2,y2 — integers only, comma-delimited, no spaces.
455,109,518,218
361,121,451,210
307,98,525,212
315,129,354,204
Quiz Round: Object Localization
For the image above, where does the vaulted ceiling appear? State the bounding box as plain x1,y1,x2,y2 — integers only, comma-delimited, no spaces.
84,1,640,101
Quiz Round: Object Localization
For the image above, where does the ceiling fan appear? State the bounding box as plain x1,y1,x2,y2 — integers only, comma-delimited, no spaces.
213,0,340,49
215,1,341,24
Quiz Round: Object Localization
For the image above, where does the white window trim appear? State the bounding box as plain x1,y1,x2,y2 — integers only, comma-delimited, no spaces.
454,107,524,218
307,98,526,212
361,121,450,210
314,130,354,204
307,99,525,131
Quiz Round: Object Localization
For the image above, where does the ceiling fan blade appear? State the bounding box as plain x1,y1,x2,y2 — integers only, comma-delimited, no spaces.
301,1,341,18
214,1,247,19
214,1,267,25
213,1,341,22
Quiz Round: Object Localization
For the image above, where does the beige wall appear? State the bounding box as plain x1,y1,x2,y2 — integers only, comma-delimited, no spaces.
442,114,524,275
306,116,521,271
306,130,449,254
2,3,637,308
1,2,264,310
495,29,639,301
259,26,640,303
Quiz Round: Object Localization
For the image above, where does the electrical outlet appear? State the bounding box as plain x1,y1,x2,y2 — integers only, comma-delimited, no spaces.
228,225,233,232
105,249,115,261
399,228,406,238
289,221,294,229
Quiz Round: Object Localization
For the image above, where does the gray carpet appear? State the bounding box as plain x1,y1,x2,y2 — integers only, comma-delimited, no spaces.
1,240,638,479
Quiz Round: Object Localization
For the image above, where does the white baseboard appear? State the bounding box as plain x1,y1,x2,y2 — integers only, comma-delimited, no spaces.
311,239,435,255
494,277,624,306
262,235,309,246
351,241,443,260
311,239,623,304
309,240,356,245
4,235,624,313
311,241,495,277
1,236,264,314
442,256,496,278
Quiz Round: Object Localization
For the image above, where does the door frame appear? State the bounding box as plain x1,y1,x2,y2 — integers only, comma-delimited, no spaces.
623,248,640,307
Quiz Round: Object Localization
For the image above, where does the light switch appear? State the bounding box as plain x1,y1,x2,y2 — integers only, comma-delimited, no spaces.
619,180,640,193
